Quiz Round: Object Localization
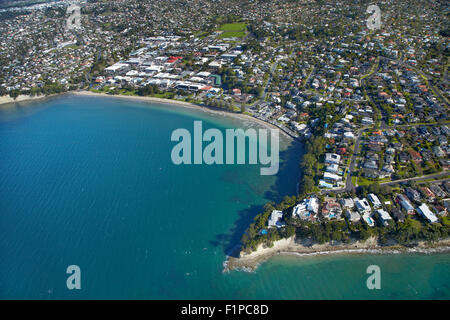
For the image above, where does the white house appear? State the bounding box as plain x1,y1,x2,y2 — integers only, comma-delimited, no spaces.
368,193,382,208
376,209,393,226
326,164,339,174
323,172,342,184
325,153,341,165
268,210,285,228
417,203,439,223
345,210,361,223
340,198,355,209
354,198,371,214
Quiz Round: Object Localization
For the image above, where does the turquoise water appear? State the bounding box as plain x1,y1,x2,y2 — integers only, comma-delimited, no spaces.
0,95,449,299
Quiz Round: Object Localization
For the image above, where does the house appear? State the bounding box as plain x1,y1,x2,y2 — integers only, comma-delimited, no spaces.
420,187,435,201
381,164,395,177
408,149,422,162
319,180,334,188
325,164,339,174
292,197,319,221
417,203,438,223
337,147,347,155
345,210,361,223
430,185,446,198
323,172,342,184
397,194,415,214
433,146,445,158
363,160,378,170
340,198,355,209
433,205,447,217
105,62,130,74
444,181,450,194
354,198,371,214
343,132,355,140
325,153,341,165
232,88,241,95
376,209,393,226
321,198,342,219
368,193,382,208
361,117,374,125
405,188,421,202
268,210,285,228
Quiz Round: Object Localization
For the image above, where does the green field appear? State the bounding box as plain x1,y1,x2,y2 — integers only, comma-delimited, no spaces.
219,23,247,31
218,23,247,39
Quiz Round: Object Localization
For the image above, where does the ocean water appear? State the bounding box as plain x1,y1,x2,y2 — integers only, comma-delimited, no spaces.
0,95,449,300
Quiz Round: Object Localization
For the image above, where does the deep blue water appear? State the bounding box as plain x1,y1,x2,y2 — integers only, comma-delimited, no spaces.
0,95,449,299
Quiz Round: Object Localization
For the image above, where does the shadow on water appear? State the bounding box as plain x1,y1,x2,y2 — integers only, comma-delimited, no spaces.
210,140,304,258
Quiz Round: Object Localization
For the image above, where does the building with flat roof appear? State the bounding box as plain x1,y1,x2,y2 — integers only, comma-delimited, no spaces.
323,172,342,183
354,198,371,214
325,153,341,165
368,193,382,208
268,210,285,228
398,194,415,214
417,203,439,223
376,209,393,226
326,163,339,173
292,197,319,221
345,210,361,223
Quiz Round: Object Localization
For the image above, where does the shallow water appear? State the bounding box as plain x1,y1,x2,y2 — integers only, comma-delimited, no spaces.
0,95,448,299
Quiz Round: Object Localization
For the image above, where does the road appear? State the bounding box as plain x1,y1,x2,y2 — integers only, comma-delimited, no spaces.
345,127,366,192
323,171,449,195
378,171,449,186
246,59,278,109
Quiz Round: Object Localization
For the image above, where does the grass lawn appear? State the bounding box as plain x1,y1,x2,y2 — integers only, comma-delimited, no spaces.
218,22,247,39
219,22,247,31
357,176,374,186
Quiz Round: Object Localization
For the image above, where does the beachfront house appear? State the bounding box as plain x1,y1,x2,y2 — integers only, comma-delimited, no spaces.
417,203,439,223
397,194,415,214
368,193,382,209
292,197,319,221
376,209,393,226
321,198,342,220
340,198,355,209
345,210,361,223
354,198,371,215
268,210,285,228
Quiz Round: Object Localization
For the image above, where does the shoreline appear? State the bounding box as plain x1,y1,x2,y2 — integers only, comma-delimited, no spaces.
0,93,63,108
72,91,297,141
224,236,450,272
0,91,297,141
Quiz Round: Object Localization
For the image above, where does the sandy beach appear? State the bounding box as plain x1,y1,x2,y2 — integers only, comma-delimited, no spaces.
0,94,62,108
225,236,450,272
